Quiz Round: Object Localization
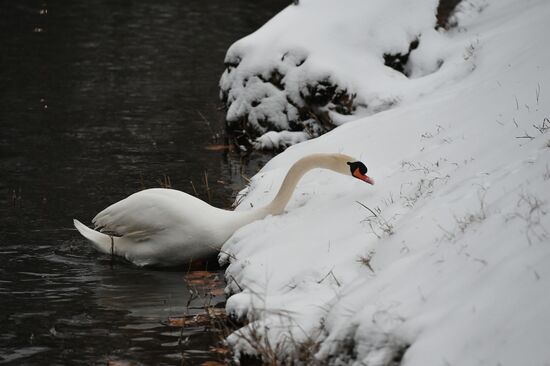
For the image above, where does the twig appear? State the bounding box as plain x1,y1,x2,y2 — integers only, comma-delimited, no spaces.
437,224,455,240
355,201,378,217
533,117,549,134
240,173,251,184
516,133,535,140
204,171,212,203
197,110,215,136
190,180,199,197
217,247,238,261
317,268,341,287
228,275,244,292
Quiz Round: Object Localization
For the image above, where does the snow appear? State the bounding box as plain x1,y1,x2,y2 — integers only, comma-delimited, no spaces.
254,130,309,150
219,0,550,364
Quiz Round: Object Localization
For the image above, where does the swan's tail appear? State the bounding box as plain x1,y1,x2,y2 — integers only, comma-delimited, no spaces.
73,219,115,255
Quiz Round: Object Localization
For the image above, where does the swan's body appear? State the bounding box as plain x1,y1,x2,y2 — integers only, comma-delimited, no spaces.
74,153,373,267
74,189,268,266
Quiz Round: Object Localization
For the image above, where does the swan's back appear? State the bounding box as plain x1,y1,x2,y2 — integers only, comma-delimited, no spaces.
93,188,219,239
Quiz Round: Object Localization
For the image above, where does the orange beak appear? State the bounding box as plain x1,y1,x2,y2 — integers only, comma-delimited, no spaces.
353,168,374,185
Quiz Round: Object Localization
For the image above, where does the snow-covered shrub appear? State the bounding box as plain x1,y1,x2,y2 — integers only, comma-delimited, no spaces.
219,0,469,149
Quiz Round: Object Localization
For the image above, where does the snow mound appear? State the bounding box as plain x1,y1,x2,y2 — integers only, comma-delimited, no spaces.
219,0,475,149
254,130,309,150
220,0,550,364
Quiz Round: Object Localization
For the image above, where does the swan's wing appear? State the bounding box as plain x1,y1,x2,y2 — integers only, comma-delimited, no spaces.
92,188,205,242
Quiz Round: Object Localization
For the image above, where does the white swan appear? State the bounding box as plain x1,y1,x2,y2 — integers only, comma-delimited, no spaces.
73,153,374,267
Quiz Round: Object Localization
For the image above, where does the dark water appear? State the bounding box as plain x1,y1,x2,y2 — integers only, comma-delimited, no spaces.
0,1,286,364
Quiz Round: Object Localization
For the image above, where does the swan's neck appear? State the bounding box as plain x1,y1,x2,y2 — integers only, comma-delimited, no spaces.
226,154,351,235
262,153,348,215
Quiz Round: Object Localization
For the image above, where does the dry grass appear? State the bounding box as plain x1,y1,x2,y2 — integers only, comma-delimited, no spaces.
356,201,395,238
157,174,172,188
455,189,487,233
225,314,329,366
437,188,488,242
399,159,452,208
187,170,216,204
506,191,548,245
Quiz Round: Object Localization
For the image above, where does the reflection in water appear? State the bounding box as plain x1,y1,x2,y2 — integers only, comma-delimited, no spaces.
0,0,286,364
94,266,222,320
96,270,188,319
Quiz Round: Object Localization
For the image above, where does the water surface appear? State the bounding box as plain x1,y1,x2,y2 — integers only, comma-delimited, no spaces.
0,1,285,364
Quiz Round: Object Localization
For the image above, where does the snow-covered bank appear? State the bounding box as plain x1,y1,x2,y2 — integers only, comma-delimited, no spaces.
220,0,550,364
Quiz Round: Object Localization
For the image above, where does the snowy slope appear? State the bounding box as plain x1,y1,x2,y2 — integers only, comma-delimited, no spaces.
220,0,550,364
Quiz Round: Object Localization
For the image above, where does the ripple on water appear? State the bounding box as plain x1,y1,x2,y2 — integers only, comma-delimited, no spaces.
0,347,50,364
56,313,98,326
131,337,155,342
8,311,56,320
17,271,64,278
120,322,164,331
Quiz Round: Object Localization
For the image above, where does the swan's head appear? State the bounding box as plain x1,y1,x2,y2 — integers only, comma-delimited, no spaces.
347,161,374,185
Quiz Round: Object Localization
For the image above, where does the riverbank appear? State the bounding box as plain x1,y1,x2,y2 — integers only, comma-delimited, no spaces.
220,0,550,364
